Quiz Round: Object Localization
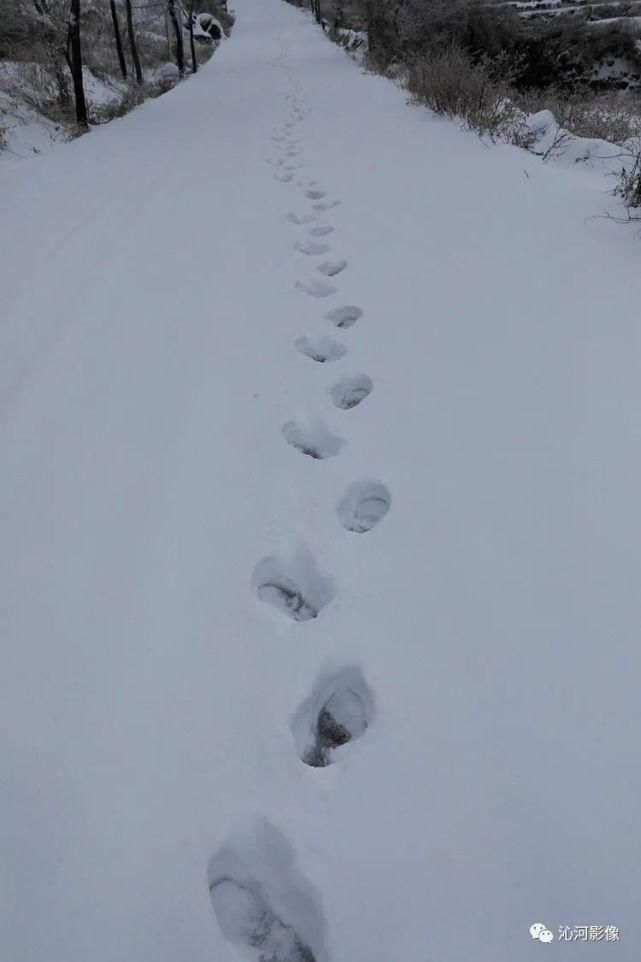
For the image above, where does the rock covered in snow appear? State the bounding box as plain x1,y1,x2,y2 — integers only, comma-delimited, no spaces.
155,62,181,90
193,13,224,41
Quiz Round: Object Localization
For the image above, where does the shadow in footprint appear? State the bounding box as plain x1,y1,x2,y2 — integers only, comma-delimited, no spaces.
313,201,340,211
282,418,344,460
329,373,373,409
325,305,363,329
309,225,334,237
305,189,326,200
252,547,334,622
337,480,391,533
208,820,327,962
295,335,346,364
317,257,347,278
292,667,374,768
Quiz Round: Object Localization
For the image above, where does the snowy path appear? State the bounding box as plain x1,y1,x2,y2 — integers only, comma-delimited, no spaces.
2,2,641,961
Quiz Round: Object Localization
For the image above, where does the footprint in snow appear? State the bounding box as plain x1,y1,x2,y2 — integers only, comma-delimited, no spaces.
295,277,336,298
287,212,317,225
305,189,326,200
292,667,374,768
295,335,346,363
317,257,347,278
309,225,334,237
275,172,294,183
281,418,344,460
208,821,325,962
326,305,362,329
313,200,340,211
329,373,373,409
252,548,334,622
295,239,330,256
337,480,391,533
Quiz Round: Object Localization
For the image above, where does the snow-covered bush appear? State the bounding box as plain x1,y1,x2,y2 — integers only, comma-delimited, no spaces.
518,86,641,145
192,13,225,41
155,61,181,91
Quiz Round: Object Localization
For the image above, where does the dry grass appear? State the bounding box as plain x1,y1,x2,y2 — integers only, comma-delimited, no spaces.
406,44,537,147
519,87,641,144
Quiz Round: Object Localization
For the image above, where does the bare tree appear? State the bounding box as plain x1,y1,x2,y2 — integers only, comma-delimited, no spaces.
66,0,88,126
109,0,128,80
187,0,197,73
124,0,143,84
167,0,185,75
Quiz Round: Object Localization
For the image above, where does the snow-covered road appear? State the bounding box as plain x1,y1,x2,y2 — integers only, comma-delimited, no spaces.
2,2,641,961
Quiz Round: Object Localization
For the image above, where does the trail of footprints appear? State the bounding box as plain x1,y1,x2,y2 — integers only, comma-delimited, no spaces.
210,71,391,962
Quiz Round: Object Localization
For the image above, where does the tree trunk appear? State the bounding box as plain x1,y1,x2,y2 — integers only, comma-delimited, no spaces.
124,0,143,84
188,4,197,74
168,0,185,76
67,0,88,127
109,0,128,80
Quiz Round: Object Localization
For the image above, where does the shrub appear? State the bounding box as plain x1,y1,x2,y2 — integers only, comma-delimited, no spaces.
398,0,522,61
0,0,32,58
406,43,536,146
616,147,641,207
517,86,641,144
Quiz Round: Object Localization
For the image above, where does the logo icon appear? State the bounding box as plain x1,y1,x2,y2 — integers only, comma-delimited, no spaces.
530,923,554,943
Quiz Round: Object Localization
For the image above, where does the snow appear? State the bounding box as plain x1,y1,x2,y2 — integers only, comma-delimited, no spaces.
0,61,67,162
1,1,641,961
82,66,127,108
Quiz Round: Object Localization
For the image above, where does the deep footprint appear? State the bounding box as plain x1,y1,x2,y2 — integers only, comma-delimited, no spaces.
292,667,374,768
282,419,344,460
337,480,391,533
329,373,373,409
317,257,347,277
210,881,315,962
295,277,336,298
313,200,340,211
295,239,331,255
325,305,363,329
287,212,317,225
305,189,326,200
253,551,334,622
208,822,325,962
309,225,334,237
295,335,346,363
